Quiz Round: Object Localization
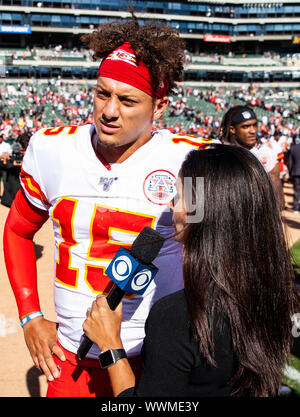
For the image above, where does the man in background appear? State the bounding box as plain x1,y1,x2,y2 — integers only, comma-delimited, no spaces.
219,105,285,210
0,132,12,199
288,138,300,213
0,131,30,207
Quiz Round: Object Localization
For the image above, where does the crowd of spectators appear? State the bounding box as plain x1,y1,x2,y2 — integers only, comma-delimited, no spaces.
1,78,300,241
1,78,300,181
153,84,300,149
0,78,94,143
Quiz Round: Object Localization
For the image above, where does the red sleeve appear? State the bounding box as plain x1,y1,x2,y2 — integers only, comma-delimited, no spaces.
3,189,49,318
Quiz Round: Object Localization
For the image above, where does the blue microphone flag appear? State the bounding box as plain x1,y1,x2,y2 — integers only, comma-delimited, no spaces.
105,247,158,295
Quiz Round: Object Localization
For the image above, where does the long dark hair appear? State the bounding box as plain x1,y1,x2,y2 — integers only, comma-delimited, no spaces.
180,144,300,397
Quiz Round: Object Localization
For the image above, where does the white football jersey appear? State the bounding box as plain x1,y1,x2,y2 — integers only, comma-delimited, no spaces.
270,138,284,160
20,124,216,358
250,142,278,173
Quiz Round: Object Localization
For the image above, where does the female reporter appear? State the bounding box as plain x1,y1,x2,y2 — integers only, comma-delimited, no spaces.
83,144,300,397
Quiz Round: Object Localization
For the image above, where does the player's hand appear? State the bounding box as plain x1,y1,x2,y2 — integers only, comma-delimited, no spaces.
22,317,66,381
83,295,123,352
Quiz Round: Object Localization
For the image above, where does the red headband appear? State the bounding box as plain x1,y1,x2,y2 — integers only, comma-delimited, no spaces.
96,42,168,98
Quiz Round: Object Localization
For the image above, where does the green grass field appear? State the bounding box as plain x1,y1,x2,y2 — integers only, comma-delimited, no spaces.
283,355,300,396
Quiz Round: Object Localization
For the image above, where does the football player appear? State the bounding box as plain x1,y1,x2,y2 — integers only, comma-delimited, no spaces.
219,105,285,210
4,16,217,397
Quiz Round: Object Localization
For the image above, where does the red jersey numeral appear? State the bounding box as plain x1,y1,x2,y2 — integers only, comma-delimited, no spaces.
52,198,79,288
43,126,78,136
171,135,213,147
52,199,155,294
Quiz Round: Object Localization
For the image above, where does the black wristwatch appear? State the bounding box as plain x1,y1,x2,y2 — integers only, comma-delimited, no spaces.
98,348,127,369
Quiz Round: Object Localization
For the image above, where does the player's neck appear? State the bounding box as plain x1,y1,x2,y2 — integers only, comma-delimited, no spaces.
94,133,153,164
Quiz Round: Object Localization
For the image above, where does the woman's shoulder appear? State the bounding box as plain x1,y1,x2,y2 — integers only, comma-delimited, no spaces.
144,290,192,351
147,290,188,322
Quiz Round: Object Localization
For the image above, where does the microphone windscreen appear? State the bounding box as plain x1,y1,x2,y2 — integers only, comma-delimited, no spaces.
130,227,165,265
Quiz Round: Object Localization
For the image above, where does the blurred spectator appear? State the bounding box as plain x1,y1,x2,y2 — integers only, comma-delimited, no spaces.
0,132,12,198
288,140,300,213
269,130,288,181
0,131,30,207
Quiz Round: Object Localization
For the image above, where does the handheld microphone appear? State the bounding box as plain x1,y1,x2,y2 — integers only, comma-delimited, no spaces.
77,226,165,360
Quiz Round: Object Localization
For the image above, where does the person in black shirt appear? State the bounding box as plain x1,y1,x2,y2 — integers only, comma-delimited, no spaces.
83,144,300,397
288,139,300,212
0,131,30,207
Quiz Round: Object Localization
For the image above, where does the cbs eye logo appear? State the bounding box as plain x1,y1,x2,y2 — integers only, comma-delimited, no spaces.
131,270,152,291
112,255,133,281
111,255,152,291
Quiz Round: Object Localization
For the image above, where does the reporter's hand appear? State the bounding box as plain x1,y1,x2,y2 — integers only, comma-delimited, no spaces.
22,316,66,381
83,295,123,351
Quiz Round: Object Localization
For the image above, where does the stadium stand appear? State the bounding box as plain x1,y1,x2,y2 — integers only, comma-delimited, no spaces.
1,1,300,143
1,79,300,145
2,0,300,81
1,1,300,135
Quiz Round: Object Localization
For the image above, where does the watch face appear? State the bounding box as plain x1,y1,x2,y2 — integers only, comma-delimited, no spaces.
99,350,114,368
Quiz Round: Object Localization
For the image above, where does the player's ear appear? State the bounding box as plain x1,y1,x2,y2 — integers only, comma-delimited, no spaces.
229,125,236,136
153,96,169,121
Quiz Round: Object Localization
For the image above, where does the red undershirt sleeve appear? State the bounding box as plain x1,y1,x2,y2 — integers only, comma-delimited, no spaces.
3,188,49,318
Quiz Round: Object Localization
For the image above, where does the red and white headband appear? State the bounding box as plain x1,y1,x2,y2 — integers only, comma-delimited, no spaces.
97,42,168,98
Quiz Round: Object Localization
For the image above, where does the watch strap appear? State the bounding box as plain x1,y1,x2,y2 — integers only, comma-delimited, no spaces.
98,348,127,369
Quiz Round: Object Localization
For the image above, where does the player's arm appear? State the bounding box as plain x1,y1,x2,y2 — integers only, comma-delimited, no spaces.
268,162,285,210
3,189,65,380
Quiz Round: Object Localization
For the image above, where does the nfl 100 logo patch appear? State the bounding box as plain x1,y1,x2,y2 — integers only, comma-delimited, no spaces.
143,170,176,205
99,176,118,191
